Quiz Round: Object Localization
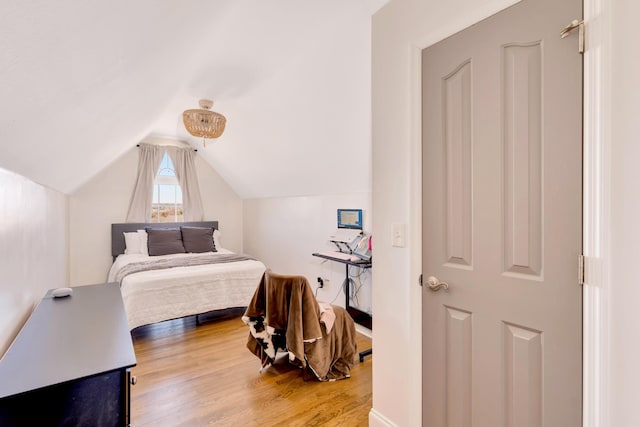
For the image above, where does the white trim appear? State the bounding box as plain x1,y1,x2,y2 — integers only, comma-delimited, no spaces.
355,324,372,338
582,0,611,425
369,408,399,427
154,175,180,186
408,42,424,427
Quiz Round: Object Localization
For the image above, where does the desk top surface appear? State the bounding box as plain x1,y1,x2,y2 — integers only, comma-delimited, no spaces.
312,252,372,268
0,283,136,399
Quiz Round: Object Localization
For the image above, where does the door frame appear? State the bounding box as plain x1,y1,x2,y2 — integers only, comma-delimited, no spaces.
407,0,611,425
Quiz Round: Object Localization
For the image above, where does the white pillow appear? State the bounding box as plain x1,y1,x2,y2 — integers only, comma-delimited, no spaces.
123,230,149,255
137,229,149,256
123,232,141,254
213,229,221,250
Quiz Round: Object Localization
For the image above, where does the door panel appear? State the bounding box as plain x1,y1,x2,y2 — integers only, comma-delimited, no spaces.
504,323,543,427
422,0,583,426
503,42,543,277
445,306,472,426
443,60,473,268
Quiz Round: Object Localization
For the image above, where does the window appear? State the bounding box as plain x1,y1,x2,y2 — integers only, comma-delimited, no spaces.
151,152,183,222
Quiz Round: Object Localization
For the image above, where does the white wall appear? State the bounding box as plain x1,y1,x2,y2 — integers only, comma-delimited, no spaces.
69,145,243,285
243,193,372,314
371,0,521,425
0,168,68,357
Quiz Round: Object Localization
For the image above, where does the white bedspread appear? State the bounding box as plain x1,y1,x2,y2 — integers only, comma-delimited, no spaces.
108,249,266,330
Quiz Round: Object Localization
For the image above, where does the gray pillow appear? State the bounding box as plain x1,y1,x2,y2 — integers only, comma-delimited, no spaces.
145,228,186,256
181,226,217,253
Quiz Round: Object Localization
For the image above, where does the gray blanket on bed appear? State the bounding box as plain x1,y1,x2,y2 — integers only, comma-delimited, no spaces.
114,253,256,284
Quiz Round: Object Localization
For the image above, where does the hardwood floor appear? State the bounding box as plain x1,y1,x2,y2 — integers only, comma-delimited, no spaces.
130,309,373,427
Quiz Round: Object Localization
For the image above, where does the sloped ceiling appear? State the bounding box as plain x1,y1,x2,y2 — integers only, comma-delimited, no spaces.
0,0,386,198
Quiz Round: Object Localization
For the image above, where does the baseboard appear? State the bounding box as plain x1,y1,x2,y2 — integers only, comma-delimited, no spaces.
369,408,398,427
355,324,372,338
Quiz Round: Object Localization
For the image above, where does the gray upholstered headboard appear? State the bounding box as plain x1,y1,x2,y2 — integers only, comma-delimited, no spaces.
111,221,219,259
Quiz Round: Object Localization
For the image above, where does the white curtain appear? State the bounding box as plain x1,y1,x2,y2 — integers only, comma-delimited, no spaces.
167,146,204,222
125,144,163,222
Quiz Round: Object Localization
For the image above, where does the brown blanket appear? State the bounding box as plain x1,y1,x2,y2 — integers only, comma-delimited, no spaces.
243,270,358,381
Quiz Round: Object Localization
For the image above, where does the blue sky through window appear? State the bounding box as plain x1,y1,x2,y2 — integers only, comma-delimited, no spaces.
158,152,176,176
152,152,183,204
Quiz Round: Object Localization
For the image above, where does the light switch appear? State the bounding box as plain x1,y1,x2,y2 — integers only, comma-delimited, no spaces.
392,223,406,247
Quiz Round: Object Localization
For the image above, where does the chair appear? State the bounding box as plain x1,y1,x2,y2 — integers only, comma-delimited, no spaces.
242,270,358,381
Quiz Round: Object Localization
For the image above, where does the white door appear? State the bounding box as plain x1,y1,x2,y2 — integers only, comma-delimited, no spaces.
421,0,583,425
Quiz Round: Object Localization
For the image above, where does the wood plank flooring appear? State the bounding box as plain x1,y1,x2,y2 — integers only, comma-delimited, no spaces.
130,309,373,427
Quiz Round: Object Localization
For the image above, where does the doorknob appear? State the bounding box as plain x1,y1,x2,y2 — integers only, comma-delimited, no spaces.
426,276,449,292
560,19,585,53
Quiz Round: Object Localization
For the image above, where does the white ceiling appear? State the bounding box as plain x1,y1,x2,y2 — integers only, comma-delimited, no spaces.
0,0,387,198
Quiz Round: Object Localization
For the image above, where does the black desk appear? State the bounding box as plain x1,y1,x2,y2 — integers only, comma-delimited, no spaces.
312,252,372,361
0,283,137,426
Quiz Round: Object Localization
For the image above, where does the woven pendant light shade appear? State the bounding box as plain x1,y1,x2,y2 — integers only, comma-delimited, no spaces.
183,99,226,140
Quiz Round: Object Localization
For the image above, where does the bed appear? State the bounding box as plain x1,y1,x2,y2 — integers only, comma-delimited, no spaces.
108,221,266,330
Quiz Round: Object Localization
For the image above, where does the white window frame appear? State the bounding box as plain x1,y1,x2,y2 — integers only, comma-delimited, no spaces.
151,152,184,223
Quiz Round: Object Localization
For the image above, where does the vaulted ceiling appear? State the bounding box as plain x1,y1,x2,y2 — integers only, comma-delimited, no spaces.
0,0,386,198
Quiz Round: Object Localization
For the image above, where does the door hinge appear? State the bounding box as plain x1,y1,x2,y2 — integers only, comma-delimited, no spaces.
560,19,585,54
578,254,586,285
419,274,423,287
